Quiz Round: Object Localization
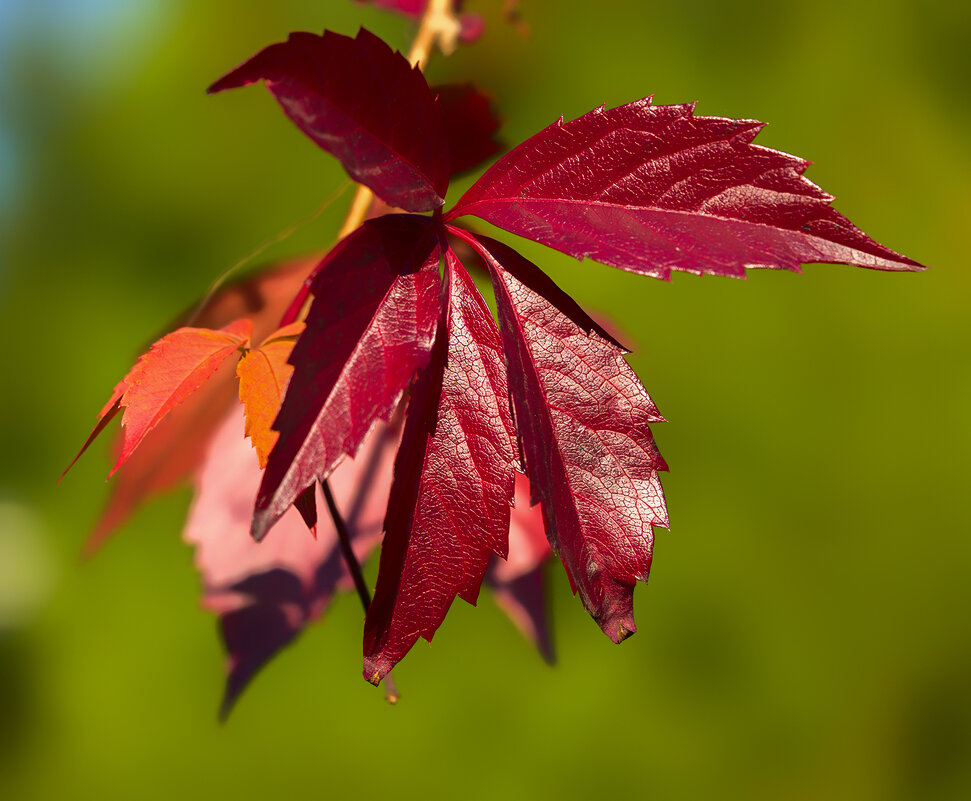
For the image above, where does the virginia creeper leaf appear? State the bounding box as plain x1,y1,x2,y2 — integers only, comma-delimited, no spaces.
467,232,668,642
209,29,449,212
363,247,517,683
64,319,251,482
186,405,396,717
237,322,305,469
447,99,925,278
254,215,440,542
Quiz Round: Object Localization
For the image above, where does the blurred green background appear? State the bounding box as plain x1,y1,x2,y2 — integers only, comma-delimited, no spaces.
1,1,969,798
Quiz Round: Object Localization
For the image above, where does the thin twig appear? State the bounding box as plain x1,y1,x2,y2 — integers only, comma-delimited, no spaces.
320,479,399,704
321,480,372,612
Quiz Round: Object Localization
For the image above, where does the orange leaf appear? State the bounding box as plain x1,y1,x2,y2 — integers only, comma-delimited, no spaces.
237,322,305,468
63,319,252,483
82,257,317,553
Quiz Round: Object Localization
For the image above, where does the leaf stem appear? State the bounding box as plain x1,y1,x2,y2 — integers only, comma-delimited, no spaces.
320,478,399,704
321,479,371,612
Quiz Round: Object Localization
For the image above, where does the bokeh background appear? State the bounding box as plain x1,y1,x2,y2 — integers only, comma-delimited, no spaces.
1,1,969,798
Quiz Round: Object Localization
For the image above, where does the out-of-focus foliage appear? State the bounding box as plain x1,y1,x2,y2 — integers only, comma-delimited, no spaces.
0,1,968,799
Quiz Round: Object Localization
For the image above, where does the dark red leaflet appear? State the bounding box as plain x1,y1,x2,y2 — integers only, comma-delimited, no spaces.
446,99,926,279
467,232,668,642
208,29,449,213
253,215,440,542
363,247,517,684
433,83,502,176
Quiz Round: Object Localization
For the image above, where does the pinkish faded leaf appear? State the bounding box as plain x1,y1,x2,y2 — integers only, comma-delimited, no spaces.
447,99,925,278
186,404,397,717
363,247,517,684
487,472,555,663
253,215,440,542
209,29,449,212
466,231,668,642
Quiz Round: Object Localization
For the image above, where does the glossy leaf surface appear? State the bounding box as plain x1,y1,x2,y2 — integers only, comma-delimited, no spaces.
448,99,925,278
471,232,668,641
363,248,516,683
254,215,440,541
209,29,449,212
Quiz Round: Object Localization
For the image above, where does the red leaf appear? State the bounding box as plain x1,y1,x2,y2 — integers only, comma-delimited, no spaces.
185,404,397,717
487,472,555,663
362,247,517,684
209,29,449,213
254,215,440,541
447,99,925,278
83,257,317,553
434,84,502,176
64,319,251,482
465,231,668,642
